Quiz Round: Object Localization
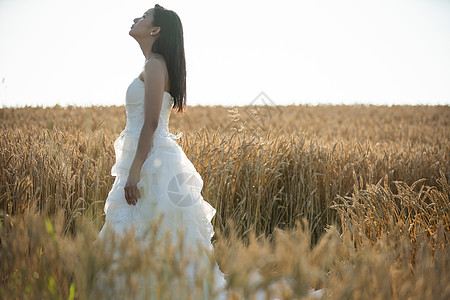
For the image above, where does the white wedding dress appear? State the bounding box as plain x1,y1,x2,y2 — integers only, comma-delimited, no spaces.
95,76,227,299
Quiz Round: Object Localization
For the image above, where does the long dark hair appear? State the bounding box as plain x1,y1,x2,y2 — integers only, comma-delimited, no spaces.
151,4,186,113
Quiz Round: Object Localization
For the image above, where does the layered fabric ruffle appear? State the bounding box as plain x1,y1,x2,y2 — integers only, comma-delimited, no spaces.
103,131,216,246
96,132,227,299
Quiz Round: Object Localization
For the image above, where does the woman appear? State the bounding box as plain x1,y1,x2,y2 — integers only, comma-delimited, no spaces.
95,4,227,299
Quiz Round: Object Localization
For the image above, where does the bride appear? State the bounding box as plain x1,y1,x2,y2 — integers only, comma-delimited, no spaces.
94,4,227,299
93,4,324,300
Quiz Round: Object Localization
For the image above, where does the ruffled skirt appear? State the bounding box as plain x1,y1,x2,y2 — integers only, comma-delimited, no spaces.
95,129,227,299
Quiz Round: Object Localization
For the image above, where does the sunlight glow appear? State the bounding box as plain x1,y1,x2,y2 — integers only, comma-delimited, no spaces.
0,0,449,107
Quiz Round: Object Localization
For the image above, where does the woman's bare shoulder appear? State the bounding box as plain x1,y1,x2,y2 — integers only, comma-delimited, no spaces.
143,55,168,80
139,54,168,84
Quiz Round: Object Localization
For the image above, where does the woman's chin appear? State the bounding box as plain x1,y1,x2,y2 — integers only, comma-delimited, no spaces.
129,29,141,38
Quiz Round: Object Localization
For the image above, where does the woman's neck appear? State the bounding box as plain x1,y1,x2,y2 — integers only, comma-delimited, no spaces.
137,38,156,61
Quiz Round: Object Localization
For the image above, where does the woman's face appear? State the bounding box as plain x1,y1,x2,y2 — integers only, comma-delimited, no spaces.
129,9,155,38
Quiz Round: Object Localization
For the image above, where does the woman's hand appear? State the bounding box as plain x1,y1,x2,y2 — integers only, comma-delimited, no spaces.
124,169,142,206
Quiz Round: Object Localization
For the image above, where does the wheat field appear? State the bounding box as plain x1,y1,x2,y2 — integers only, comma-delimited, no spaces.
0,104,449,299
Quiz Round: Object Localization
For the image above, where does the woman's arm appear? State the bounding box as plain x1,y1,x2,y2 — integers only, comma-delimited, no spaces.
125,57,166,205
130,58,166,171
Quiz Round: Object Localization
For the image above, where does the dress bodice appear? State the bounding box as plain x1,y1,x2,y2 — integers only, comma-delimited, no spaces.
122,77,181,139
110,77,183,176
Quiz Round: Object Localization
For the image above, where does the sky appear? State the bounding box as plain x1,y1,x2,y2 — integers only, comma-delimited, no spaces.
0,0,449,108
